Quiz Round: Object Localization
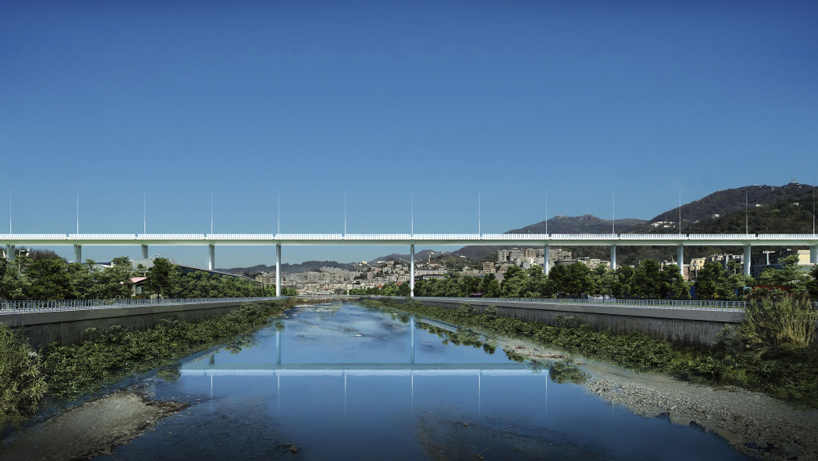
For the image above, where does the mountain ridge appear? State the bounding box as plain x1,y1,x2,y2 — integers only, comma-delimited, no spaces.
221,182,818,272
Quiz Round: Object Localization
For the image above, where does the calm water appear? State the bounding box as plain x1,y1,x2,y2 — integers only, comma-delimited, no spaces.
95,302,748,460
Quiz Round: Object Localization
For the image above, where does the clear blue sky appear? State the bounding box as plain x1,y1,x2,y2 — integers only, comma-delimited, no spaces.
2,1,817,267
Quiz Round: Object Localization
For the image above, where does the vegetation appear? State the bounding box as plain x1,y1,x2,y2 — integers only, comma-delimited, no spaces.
355,259,694,299
0,299,295,429
355,254,818,302
756,255,812,293
362,297,818,408
740,296,817,352
0,324,47,427
0,255,277,301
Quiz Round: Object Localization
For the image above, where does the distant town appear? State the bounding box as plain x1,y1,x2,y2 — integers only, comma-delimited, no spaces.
248,246,815,296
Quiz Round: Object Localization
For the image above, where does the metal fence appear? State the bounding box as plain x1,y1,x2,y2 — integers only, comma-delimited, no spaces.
379,296,748,311
0,297,282,315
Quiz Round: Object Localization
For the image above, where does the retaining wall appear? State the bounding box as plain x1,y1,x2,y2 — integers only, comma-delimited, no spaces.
0,301,252,348
381,298,746,346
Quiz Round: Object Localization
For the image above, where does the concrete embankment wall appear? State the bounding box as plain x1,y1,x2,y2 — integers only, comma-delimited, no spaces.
1,301,250,349
380,298,745,346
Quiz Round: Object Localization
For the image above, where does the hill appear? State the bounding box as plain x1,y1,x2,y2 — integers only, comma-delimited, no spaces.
220,260,356,276
223,182,818,272
370,249,437,264
628,181,818,234
451,215,646,260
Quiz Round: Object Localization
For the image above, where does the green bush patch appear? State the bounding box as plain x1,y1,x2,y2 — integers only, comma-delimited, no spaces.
363,298,818,408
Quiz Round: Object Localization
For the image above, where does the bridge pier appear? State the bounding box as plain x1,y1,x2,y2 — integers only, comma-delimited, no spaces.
811,245,817,265
141,244,148,259
276,244,281,297
208,244,215,271
543,244,550,275
610,245,617,271
276,329,281,365
743,244,752,277
410,316,415,364
5,244,14,262
677,244,684,269
410,244,415,297
73,244,82,263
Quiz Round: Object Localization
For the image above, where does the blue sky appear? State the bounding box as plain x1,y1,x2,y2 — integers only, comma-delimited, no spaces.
2,1,817,267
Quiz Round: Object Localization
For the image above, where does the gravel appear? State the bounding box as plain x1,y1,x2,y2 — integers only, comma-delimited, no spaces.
503,339,818,460
0,391,188,461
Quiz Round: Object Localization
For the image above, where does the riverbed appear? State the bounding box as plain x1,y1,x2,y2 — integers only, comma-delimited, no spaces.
4,301,790,459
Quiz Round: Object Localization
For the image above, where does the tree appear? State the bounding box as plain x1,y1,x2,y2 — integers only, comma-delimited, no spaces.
547,264,568,295
661,264,689,299
145,258,181,298
613,266,635,298
548,263,593,297
67,261,94,299
632,259,664,298
807,265,818,299
501,266,529,297
0,257,29,300
479,273,501,298
525,265,549,298
757,255,810,293
593,267,619,297
25,258,72,300
694,261,726,299
459,276,481,297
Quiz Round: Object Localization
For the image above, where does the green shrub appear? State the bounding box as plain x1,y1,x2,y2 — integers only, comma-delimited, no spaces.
740,297,817,353
0,324,47,427
363,297,818,408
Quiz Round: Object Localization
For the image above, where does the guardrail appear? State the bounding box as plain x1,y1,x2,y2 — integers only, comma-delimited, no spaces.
1,233,817,244
0,297,282,314
373,296,747,311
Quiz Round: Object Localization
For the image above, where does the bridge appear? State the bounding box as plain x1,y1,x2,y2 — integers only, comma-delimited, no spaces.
2,233,817,297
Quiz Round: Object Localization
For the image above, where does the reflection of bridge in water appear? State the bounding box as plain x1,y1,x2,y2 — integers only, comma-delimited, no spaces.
181,317,544,378
179,317,549,415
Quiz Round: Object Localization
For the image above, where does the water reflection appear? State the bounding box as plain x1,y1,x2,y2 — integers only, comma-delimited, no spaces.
94,302,748,461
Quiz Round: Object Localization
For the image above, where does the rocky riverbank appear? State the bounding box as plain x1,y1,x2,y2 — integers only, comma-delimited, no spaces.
0,392,187,461
503,339,818,460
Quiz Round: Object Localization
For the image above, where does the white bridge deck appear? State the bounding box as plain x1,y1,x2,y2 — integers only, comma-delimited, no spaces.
2,232,817,246
4,233,816,293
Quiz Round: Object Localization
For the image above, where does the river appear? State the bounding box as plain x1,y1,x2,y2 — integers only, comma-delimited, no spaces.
2,303,732,460
61,301,745,460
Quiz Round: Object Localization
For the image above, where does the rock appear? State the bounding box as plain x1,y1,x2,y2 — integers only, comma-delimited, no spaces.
669,413,692,427
713,427,743,446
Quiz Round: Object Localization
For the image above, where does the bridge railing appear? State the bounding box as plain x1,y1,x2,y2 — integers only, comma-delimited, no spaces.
343,234,412,240
0,234,69,240
479,234,546,240
206,234,276,240
68,234,137,240
412,234,482,240
0,297,282,314
756,234,818,240
618,234,681,240
687,233,753,240
394,296,747,311
137,234,206,240
1,233,818,243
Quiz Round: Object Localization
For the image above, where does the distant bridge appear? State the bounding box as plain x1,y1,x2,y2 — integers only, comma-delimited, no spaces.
2,233,817,296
